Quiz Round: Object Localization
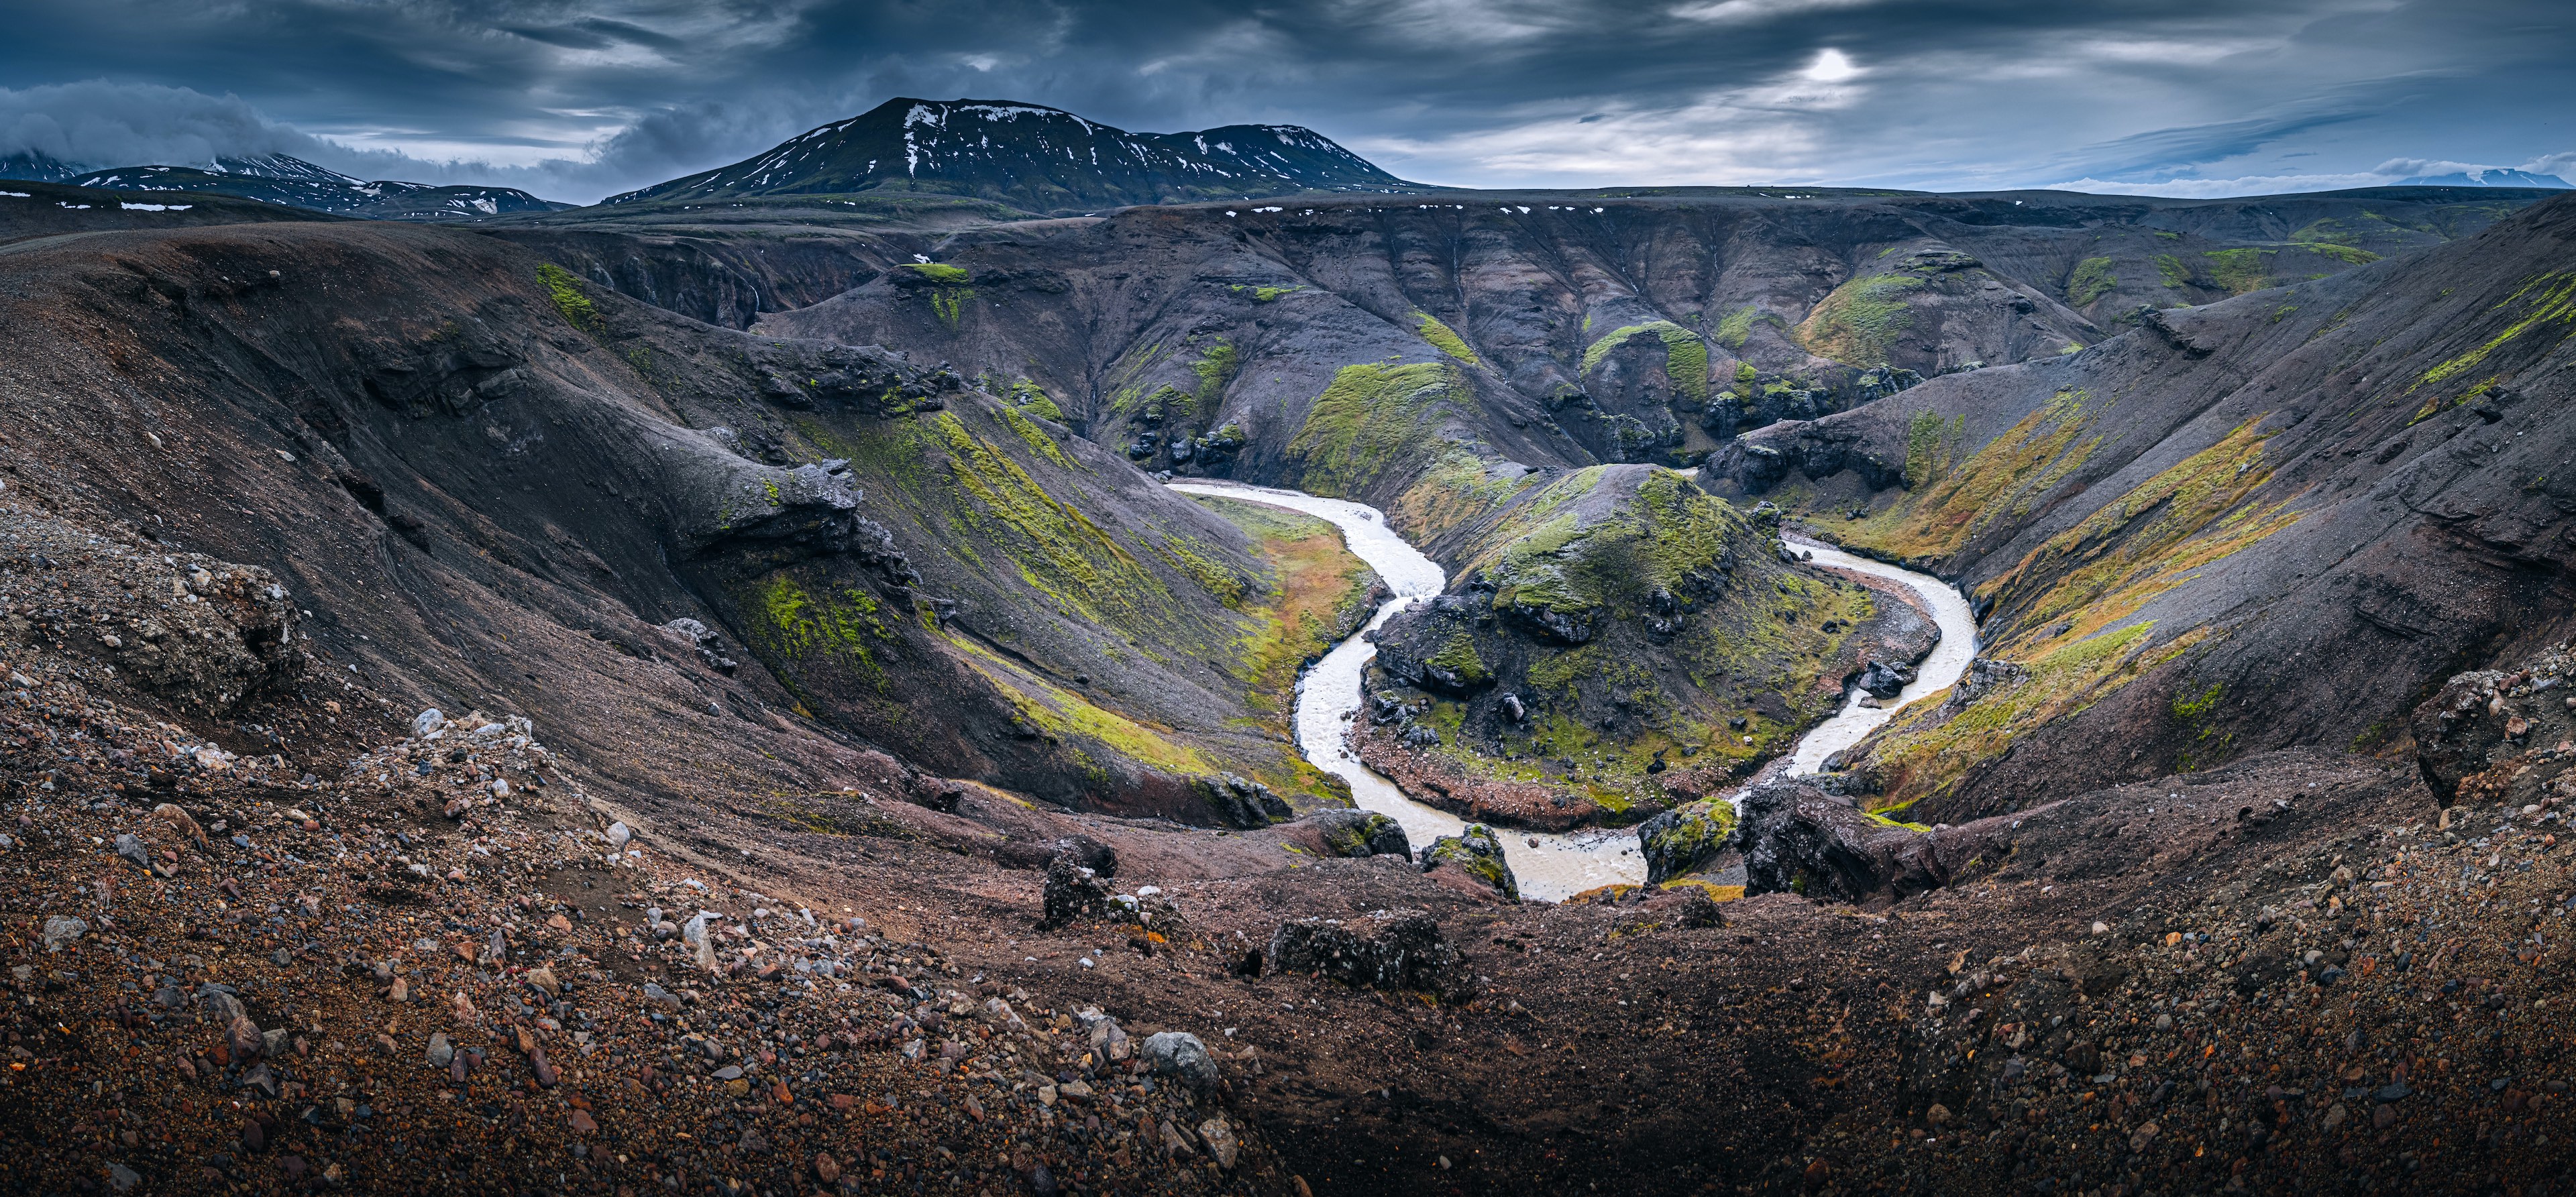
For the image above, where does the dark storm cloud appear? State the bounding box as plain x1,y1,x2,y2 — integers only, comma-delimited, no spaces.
0,0,2567,201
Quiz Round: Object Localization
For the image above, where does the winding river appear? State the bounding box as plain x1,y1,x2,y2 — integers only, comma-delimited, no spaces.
1169,480,1978,902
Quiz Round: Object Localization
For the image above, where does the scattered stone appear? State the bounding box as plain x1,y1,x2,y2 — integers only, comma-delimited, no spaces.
40,915,86,952
1140,1031,1219,1090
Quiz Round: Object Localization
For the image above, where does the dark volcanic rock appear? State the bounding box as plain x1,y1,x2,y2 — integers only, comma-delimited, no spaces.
1420,824,1519,901
1306,809,1411,859
1737,781,2016,903
1267,908,1471,999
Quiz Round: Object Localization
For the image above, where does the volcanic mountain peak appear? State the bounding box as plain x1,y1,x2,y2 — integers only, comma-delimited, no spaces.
604,96,1417,213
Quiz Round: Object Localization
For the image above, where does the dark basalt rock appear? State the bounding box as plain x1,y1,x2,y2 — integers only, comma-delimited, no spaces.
1266,909,1473,999
1421,824,1519,901
1307,809,1411,859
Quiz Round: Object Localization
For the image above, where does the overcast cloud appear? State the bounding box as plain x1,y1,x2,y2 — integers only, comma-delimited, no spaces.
0,0,2566,203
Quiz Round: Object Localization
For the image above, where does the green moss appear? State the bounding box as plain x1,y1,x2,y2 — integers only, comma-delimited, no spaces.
1190,338,1241,407
1795,274,1923,365
2171,681,2224,722
995,403,1073,469
2154,253,2190,290
1426,631,1493,687
929,412,1172,622
1856,622,2200,811
2068,257,2118,306
907,262,971,284
535,263,602,334
1252,284,1301,302
1715,304,1760,350
1281,361,1465,500
2416,272,2576,392
928,287,971,329
2202,249,2271,296
1902,409,1955,489
1413,311,1485,367
1153,535,1248,608
745,573,894,685
1007,380,1067,422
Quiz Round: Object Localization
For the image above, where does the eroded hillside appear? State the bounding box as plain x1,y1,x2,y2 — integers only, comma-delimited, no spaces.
1704,192,2576,825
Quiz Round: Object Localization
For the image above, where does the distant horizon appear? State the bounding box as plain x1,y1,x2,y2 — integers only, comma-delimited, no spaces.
5,0,2572,207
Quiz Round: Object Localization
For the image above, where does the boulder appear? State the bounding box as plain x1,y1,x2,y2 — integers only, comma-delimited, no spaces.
1309,809,1411,859
1267,908,1470,998
1856,660,1912,699
1421,823,1519,900
1138,1031,1219,1090
1636,798,1737,885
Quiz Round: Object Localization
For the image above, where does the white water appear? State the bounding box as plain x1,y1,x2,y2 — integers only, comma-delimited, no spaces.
1169,480,1976,902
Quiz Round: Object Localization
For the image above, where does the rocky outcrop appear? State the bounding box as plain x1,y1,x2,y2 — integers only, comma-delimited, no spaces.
1306,809,1411,859
1038,857,1111,929
2412,644,2576,808
1737,781,2017,904
1266,909,1473,999
1421,824,1519,901
1637,798,1739,885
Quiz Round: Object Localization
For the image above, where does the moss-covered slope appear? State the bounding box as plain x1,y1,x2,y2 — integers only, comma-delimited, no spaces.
1358,466,1936,828
1701,192,2576,823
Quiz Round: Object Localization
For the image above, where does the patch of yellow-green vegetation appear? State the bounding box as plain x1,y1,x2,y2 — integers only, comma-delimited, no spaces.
908,262,971,283
2304,243,2380,266
1152,533,1248,608
994,403,1073,469
929,288,969,328
1663,879,1746,903
1986,418,2300,647
1413,311,1484,367
1426,631,1493,687
744,573,896,685
1578,321,1709,400
535,263,602,333
1715,304,1760,350
1253,284,1301,302
941,628,1218,779
2170,681,2224,722
1007,380,1067,422
1190,338,1240,405
2202,249,2271,296
1819,389,2103,563
2068,257,2118,306
1475,469,1746,634
1795,274,1923,365
1858,622,2203,811
1386,449,1541,543
2155,253,2192,290
2288,219,2381,266
929,412,1173,622
2414,272,2576,392
1282,361,1468,500
1902,409,1962,489
1189,495,1382,722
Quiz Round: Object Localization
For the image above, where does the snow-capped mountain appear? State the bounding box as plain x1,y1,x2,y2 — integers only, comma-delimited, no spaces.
606,98,1418,213
0,153,568,220
2396,166,2570,188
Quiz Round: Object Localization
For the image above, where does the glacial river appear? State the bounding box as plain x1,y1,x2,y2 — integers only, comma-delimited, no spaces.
1168,480,1977,902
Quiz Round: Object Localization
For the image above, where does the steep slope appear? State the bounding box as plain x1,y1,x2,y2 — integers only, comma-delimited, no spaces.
39,154,567,219
0,219,1366,828
1701,192,2576,823
605,98,1415,213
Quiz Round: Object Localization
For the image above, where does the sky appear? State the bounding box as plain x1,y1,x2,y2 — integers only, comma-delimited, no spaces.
0,0,2568,205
